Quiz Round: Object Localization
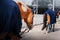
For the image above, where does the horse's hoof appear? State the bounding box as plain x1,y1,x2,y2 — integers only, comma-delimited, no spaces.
47,30,51,33
52,30,54,32
27,30,30,32
19,35,22,38
48,31,50,33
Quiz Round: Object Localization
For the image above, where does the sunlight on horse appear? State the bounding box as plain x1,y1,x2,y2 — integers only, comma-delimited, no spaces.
17,2,34,30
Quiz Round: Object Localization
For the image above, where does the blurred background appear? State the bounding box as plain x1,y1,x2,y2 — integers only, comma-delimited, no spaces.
13,0,60,14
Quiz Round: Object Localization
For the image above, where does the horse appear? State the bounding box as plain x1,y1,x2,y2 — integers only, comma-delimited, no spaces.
42,12,56,33
17,2,34,31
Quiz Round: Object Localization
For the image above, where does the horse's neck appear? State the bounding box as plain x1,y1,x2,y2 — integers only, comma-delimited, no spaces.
17,3,29,19
21,5,27,12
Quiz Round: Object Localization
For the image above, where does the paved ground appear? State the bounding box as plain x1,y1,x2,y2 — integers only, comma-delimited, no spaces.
21,14,60,40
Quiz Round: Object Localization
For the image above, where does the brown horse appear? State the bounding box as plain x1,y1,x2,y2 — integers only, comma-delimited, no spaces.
17,2,34,30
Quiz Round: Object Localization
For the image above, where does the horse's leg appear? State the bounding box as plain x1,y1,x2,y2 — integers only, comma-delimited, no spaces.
23,12,33,31
24,18,29,29
11,35,20,40
9,33,20,40
46,25,48,31
27,13,33,30
52,24,55,32
57,13,59,18
24,14,33,30
0,32,8,40
23,18,31,33
46,23,52,33
24,18,32,30
42,22,47,30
